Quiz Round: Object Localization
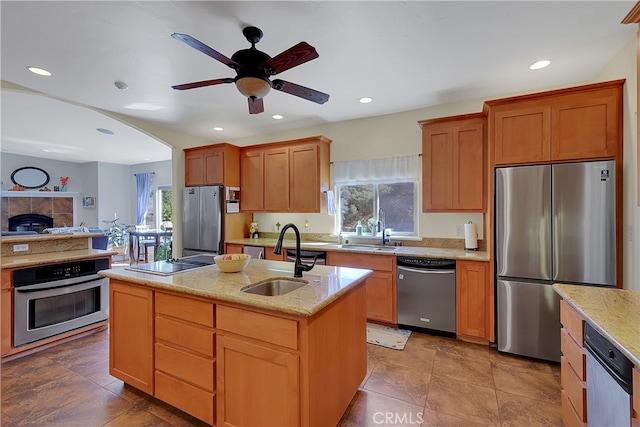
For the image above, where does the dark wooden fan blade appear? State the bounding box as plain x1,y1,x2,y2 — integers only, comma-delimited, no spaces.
172,33,241,69
262,42,319,75
272,79,329,104
172,78,234,91
248,97,264,114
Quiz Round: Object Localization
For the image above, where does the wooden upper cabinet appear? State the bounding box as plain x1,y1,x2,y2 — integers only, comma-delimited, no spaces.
487,80,623,165
419,113,486,212
264,146,290,212
240,136,331,213
240,148,265,212
184,143,241,187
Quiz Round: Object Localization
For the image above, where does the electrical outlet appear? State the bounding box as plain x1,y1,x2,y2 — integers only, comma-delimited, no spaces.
13,244,29,252
455,225,463,237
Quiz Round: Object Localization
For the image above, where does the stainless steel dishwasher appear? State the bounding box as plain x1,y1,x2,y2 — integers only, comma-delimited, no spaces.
396,257,456,334
584,322,633,427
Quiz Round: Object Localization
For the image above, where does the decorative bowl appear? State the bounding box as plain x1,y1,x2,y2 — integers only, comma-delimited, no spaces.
214,254,251,273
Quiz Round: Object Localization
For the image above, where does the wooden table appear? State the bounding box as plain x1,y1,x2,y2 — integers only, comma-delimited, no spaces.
128,229,172,264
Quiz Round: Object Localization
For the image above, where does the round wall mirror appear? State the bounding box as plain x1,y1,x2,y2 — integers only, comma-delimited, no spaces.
10,166,50,189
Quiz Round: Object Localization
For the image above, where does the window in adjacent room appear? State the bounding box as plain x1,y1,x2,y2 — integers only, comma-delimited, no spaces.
155,185,173,230
334,155,419,236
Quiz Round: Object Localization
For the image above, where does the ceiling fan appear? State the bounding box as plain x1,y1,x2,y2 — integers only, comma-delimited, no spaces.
171,26,330,114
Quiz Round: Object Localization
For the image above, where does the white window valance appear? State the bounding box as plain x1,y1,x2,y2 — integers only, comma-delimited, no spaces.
333,155,420,185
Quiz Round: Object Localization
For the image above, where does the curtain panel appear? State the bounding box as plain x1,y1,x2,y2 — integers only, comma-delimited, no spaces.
135,172,153,226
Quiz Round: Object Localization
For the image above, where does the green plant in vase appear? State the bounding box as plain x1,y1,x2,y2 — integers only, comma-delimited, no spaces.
102,218,129,255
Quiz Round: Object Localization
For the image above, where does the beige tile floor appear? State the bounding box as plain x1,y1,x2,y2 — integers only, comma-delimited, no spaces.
1,327,561,426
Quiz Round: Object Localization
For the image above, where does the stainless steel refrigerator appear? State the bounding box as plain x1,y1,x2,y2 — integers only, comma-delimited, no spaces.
182,185,224,257
495,160,616,362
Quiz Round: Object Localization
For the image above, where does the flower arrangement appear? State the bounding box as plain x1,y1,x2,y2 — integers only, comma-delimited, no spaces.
60,176,70,187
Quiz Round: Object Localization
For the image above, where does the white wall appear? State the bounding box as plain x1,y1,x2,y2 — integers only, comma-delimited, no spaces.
595,36,637,291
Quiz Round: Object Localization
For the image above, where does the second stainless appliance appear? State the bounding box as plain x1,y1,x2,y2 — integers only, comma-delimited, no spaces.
495,160,616,362
13,258,110,347
183,185,224,257
396,257,456,334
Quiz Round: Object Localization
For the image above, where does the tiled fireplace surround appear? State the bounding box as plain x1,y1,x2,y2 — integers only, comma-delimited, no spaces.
1,195,74,231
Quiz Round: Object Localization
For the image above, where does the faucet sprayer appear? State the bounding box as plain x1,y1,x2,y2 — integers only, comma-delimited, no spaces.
273,223,316,278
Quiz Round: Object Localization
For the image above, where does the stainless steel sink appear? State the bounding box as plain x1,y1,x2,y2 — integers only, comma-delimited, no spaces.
338,244,396,252
241,278,308,296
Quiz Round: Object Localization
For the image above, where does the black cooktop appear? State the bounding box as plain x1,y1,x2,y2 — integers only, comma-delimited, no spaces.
127,255,216,276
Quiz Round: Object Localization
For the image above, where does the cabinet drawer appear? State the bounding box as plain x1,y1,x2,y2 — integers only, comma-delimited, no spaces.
560,300,583,346
561,390,586,427
327,252,394,272
156,292,214,327
155,343,214,391
217,305,298,350
156,316,214,357
561,329,586,381
561,356,586,421
155,371,215,425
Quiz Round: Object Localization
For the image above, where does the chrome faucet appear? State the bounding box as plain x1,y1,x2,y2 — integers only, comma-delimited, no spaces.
378,208,389,246
273,223,316,278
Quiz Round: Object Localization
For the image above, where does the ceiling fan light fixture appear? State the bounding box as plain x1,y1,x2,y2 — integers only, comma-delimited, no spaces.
235,76,271,99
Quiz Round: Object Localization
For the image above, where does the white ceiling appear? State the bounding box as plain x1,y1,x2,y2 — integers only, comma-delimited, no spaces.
1,1,636,165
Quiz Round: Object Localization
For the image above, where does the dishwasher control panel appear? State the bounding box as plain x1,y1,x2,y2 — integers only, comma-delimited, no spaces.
396,257,455,269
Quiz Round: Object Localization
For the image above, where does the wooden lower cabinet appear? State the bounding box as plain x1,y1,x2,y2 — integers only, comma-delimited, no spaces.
1,269,12,355
327,251,396,324
217,334,299,427
225,243,243,254
455,260,490,340
559,300,587,426
155,291,216,425
109,280,154,394
634,367,640,422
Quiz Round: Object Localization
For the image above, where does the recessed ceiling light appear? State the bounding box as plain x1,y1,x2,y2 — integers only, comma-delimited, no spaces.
213,127,224,131
143,157,151,161
124,102,164,111
96,128,114,135
529,60,551,70
42,149,51,153
359,97,373,104
272,114,284,120
27,66,52,76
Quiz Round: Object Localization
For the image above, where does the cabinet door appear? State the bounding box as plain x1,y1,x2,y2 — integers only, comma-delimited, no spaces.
1,288,11,355
204,149,224,185
290,143,320,212
264,146,289,212
240,149,264,211
456,261,489,339
551,88,620,160
225,243,244,254
110,281,154,394
185,151,205,186
365,271,395,323
493,104,551,165
453,123,485,211
422,127,453,211
217,334,299,427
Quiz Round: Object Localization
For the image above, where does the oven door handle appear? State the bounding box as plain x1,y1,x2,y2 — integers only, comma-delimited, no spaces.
14,274,104,293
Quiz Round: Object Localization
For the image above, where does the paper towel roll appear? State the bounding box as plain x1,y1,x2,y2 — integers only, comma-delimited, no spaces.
464,222,478,250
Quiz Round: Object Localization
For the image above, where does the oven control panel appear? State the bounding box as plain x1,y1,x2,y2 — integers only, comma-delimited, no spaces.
13,258,110,287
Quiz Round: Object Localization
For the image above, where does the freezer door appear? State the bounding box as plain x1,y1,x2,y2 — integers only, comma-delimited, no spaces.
497,279,561,362
495,165,552,280
199,186,222,253
552,161,616,286
182,187,200,250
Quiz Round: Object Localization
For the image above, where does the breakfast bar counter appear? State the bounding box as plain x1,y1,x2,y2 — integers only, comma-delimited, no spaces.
99,258,372,426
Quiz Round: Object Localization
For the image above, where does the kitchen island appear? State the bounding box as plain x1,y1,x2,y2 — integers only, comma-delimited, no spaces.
98,258,372,426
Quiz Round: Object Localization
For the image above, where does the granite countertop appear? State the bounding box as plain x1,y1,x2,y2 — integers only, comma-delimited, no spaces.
226,238,490,262
1,249,116,269
553,284,640,366
99,259,372,317
1,232,105,244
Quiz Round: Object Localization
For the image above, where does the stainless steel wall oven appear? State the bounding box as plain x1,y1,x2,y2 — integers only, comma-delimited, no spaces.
13,258,109,347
